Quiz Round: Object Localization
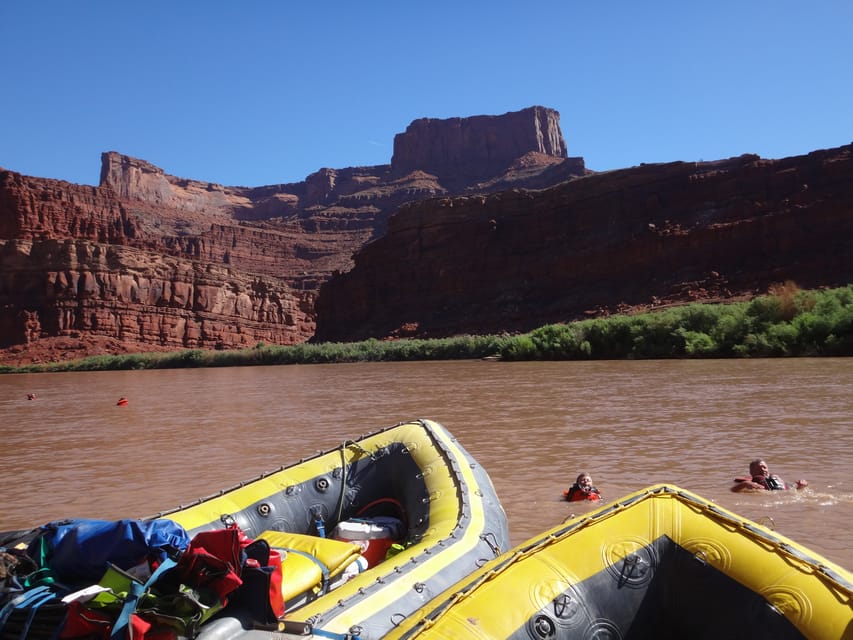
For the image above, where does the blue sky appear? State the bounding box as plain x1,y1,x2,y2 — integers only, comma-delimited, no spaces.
2,1,851,187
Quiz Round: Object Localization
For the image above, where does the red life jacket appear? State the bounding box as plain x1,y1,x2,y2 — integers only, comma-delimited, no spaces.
563,484,602,502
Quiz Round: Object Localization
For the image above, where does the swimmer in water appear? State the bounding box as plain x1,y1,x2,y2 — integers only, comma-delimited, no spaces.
563,472,603,502
731,459,808,492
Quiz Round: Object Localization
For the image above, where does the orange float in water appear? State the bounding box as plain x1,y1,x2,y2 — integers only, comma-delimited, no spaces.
116,397,128,406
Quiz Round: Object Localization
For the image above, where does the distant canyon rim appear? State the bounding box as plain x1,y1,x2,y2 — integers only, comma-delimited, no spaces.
1,106,852,365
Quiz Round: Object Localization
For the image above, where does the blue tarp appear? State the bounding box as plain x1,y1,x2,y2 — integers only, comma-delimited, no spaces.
29,519,190,584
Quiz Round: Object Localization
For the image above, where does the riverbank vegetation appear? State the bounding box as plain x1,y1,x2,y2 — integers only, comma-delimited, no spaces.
3,283,851,374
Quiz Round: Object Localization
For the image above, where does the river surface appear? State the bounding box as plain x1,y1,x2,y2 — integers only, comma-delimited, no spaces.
1,358,851,570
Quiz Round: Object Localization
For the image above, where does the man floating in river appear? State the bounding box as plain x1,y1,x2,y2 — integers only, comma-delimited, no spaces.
563,472,603,502
731,458,808,492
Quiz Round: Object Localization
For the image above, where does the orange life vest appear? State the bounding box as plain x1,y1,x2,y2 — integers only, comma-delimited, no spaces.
562,485,602,502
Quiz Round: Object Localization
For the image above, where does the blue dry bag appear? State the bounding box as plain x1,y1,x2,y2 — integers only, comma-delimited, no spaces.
28,519,190,585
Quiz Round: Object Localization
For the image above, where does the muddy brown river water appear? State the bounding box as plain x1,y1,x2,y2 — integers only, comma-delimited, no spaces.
2,358,850,569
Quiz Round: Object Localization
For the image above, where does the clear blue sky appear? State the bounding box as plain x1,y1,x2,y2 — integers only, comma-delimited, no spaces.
2,1,851,187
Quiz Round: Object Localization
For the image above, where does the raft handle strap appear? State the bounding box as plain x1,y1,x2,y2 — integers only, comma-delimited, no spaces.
312,509,327,539
311,625,360,639
481,531,501,556
342,440,375,462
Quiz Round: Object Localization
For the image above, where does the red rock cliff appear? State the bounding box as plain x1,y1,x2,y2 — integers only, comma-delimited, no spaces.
0,106,584,363
313,145,853,342
0,238,312,349
392,106,567,186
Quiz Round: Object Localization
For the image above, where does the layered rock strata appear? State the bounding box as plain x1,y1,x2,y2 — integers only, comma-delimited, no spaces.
0,238,313,351
313,145,853,342
391,106,568,187
0,107,582,360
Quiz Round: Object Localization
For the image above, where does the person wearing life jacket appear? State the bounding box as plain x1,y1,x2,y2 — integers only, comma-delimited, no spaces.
563,472,603,502
731,459,808,492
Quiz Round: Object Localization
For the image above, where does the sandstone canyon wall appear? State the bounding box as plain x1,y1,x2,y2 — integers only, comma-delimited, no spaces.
313,145,853,342
0,107,583,362
391,106,568,187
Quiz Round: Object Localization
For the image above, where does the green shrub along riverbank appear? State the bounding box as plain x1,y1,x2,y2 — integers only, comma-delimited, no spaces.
3,284,852,374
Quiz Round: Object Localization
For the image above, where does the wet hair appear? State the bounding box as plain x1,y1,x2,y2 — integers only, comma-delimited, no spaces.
576,472,591,483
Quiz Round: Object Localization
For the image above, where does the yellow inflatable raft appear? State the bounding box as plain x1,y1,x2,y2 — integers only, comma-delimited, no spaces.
386,484,852,640
162,419,510,640
1,420,510,640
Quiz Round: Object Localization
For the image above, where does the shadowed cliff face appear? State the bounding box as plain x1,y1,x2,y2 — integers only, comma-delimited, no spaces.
391,106,568,188
313,146,853,342
0,106,583,363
